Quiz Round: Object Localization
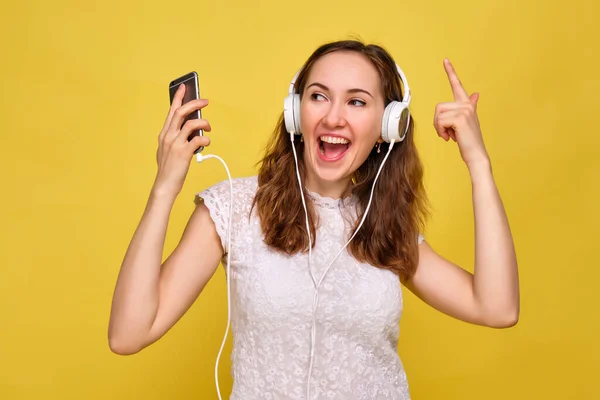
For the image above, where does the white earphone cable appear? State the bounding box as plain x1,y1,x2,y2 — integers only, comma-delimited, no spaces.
290,133,316,286
196,152,233,400
290,138,396,399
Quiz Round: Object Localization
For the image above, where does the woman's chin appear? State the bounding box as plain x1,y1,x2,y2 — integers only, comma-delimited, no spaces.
304,150,355,189
312,163,352,187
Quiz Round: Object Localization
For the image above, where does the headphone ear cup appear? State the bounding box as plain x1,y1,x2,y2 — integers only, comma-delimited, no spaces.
283,94,297,134
293,94,302,134
381,101,410,143
381,102,395,143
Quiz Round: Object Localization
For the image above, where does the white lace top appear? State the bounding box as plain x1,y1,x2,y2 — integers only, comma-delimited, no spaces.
197,176,424,400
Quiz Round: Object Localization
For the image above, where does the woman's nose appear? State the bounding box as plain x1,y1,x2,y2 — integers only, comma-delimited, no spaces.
322,102,347,129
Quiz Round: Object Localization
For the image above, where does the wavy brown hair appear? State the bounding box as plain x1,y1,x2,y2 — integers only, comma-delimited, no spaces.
251,39,430,281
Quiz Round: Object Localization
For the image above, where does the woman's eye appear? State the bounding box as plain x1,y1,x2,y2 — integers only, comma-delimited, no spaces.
350,99,366,107
310,93,327,101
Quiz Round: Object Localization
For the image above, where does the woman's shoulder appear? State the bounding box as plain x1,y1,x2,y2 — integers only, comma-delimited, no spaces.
194,175,258,207
192,175,258,253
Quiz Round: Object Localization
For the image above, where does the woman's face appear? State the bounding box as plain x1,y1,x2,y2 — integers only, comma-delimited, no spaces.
300,51,385,197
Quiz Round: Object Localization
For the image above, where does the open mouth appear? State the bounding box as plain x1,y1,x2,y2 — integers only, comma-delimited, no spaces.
318,135,351,162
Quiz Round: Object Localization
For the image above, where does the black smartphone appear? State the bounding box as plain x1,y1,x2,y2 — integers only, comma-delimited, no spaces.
169,71,203,153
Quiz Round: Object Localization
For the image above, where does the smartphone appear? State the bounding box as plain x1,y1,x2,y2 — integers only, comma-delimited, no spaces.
169,71,203,153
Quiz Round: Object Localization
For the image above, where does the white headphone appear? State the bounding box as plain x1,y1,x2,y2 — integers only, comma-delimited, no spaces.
283,63,412,143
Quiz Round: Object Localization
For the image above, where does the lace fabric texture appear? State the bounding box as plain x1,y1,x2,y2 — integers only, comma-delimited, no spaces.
197,176,424,400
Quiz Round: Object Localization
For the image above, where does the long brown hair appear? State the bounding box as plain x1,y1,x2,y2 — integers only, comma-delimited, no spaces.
251,39,430,281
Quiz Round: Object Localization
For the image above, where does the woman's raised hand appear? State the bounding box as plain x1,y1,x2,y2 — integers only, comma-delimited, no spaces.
153,83,212,199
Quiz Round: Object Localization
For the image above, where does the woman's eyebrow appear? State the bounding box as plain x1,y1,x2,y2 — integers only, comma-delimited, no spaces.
306,82,373,98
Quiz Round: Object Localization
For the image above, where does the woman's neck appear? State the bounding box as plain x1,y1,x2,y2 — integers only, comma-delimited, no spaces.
304,173,352,200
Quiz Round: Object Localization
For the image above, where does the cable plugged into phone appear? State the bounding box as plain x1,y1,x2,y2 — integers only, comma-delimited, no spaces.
196,152,209,163
195,151,234,400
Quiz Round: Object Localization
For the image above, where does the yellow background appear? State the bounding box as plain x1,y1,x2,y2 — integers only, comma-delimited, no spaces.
1,0,598,398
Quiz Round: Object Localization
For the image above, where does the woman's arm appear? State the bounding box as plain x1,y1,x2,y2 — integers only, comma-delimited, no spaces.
108,194,223,355
404,160,519,328
402,58,519,328
108,85,222,354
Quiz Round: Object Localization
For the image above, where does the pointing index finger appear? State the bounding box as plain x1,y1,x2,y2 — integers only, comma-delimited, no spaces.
444,58,469,101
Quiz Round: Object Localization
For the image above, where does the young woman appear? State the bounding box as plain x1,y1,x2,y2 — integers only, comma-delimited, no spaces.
108,40,519,399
